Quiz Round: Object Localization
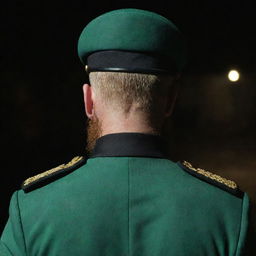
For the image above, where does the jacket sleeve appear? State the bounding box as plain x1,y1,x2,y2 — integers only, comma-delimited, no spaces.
1,191,27,256
235,192,255,256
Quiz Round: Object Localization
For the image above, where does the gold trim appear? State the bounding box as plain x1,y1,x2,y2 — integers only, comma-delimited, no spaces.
23,156,83,187
182,161,237,189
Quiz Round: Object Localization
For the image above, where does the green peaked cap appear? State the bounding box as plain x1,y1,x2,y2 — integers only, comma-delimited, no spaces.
77,8,187,74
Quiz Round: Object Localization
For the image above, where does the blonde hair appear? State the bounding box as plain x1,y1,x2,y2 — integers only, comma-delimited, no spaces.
89,72,174,128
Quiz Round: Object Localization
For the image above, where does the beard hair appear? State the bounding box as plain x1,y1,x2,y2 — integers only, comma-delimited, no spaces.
86,117,102,154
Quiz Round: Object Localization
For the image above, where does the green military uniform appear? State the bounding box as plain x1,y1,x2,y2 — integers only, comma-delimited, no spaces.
1,8,253,256
0,133,251,255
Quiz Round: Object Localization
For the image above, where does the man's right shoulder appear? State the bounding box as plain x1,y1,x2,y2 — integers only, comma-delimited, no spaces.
21,156,87,193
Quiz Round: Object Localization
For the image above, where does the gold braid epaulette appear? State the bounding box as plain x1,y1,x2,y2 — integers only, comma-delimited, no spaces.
182,161,238,189
23,156,84,188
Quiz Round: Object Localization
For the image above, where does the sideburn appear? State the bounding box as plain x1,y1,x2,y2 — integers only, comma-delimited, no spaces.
86,117,102,154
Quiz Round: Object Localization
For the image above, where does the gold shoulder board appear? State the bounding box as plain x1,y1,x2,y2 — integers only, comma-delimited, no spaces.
179,160,243,197
22,156,85,193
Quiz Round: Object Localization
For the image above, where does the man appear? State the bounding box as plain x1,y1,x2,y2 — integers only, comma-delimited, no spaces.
0,8,253,256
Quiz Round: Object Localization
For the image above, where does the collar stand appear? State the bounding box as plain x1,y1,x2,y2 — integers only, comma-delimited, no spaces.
90,132,168,158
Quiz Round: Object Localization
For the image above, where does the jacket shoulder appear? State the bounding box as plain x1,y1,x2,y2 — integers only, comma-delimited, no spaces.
22,156,86,193
178,160,244,198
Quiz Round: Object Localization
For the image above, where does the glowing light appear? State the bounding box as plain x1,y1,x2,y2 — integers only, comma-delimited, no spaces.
228,70,240,82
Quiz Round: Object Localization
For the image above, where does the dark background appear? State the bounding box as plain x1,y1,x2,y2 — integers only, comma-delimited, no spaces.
1,0,256,234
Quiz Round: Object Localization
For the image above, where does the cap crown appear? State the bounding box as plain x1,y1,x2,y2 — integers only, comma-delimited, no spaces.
78,8,186,73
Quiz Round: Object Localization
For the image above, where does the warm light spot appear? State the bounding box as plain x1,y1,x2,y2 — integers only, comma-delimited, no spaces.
228,70,240,82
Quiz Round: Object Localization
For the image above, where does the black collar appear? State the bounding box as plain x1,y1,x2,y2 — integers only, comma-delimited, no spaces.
90,133,168,158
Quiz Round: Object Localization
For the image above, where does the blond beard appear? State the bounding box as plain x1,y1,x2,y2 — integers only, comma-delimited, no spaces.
86,117,102,154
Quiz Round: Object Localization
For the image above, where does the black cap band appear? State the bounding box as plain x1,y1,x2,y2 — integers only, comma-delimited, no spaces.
86,50,177,75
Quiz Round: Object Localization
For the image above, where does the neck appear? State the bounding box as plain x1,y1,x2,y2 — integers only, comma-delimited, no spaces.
99,112,158,136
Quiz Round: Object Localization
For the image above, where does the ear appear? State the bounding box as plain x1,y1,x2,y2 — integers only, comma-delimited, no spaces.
82,84,94,119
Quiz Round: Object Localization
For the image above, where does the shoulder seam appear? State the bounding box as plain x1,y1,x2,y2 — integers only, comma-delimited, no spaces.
178,160,244,198
234,193,250,255
23,156,84,187
182,160,237,189
15,191,27,255
1,237,15,256
22,156,85,193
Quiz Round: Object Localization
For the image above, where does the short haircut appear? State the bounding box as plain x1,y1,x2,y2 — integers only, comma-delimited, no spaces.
89,72,175,130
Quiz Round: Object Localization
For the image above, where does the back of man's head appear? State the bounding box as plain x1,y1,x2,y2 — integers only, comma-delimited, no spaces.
89,72,176,130
78,8,186,148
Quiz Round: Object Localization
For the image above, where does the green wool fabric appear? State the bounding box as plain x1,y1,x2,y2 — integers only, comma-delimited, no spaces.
78,9,186,72
1,157,249,255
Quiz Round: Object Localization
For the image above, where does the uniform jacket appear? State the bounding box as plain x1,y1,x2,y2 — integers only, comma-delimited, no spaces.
0,133,252,255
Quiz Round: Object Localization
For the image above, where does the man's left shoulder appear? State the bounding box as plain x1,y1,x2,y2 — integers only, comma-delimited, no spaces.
178,160,245,198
